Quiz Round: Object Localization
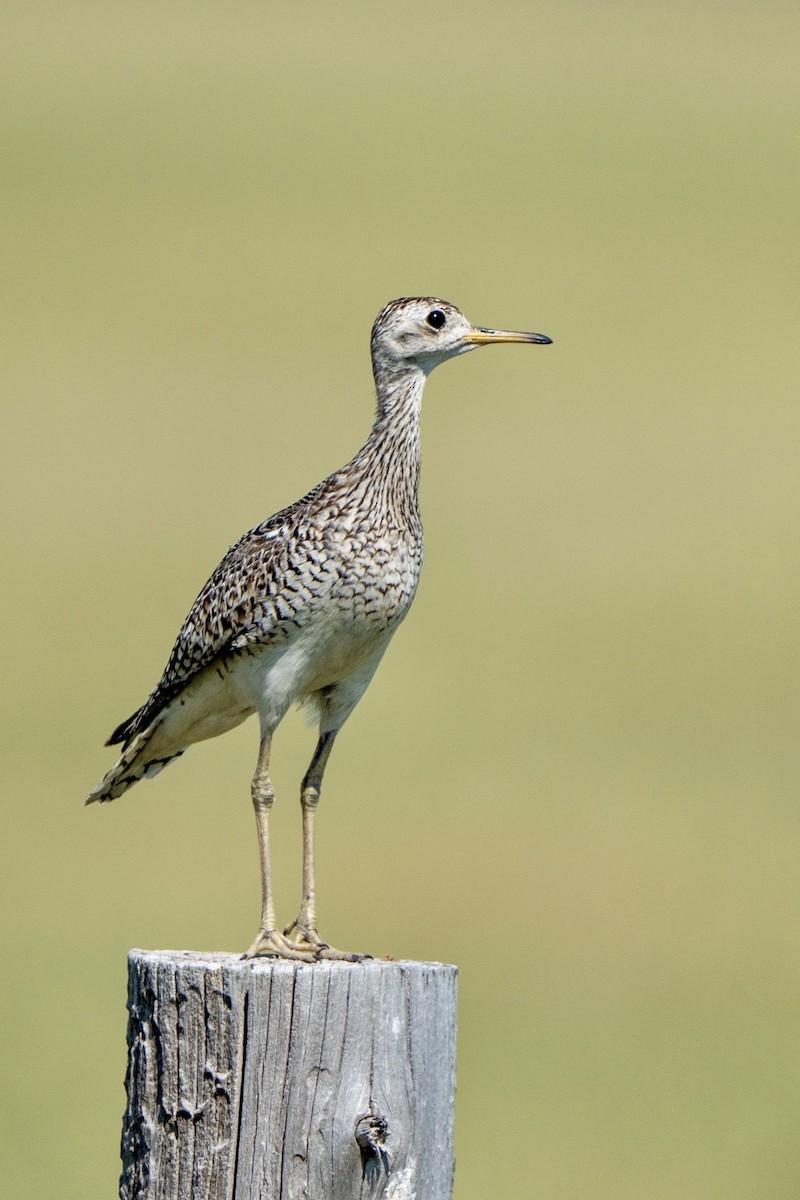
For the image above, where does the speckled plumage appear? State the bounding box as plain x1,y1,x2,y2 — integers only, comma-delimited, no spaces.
88,296,551,959
104,465,422,759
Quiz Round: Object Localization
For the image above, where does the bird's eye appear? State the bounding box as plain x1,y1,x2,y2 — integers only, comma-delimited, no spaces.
426,309,446,330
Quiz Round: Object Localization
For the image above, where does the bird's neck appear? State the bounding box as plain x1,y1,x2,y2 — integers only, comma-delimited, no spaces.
353,365,425,525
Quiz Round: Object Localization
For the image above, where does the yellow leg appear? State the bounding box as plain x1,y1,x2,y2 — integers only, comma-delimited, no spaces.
284,731,367,962
243,732,316,962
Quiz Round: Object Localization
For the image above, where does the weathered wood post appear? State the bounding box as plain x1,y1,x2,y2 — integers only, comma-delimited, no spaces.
119,951,457,1200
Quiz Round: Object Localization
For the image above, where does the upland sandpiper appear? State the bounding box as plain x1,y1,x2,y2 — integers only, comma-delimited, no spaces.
88,297,552,960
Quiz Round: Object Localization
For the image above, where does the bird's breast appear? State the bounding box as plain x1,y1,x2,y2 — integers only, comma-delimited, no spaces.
323,523,423,632
207,523,422,729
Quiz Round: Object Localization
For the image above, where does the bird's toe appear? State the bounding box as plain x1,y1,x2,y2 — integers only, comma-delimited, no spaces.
281,917,369,962
242,927,318,962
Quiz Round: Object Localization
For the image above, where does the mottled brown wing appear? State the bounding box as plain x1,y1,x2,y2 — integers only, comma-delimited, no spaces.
106,504,305,746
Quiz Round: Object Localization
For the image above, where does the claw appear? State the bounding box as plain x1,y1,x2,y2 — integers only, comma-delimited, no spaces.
242,927,318,962
283,919,370,962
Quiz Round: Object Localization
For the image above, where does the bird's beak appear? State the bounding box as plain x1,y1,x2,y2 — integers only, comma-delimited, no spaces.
465,326,553,346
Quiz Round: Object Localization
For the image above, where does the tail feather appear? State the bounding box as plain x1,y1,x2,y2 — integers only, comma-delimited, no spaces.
87,719,184,804
105,703,150,747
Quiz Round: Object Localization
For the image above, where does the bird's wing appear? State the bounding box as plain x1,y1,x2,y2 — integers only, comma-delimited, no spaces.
107,498,318,746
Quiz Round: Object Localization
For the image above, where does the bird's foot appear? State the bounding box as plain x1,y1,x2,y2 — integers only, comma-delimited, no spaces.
283,917,370,963
242,926,319,962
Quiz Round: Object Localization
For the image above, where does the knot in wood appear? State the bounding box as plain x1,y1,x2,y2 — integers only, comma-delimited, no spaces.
355,1111,391,1184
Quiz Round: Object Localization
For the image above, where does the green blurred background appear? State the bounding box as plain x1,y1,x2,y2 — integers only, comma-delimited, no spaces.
3,2,799,1196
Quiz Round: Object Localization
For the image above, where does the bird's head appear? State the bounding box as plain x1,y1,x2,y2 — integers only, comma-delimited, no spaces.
370,297,552,383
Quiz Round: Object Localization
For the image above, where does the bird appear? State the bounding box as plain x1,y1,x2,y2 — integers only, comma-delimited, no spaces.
87,297,552,961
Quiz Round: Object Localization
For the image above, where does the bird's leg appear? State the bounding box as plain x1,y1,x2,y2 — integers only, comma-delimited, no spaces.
284,732,366,962
243,732,316,962
283,731,333,946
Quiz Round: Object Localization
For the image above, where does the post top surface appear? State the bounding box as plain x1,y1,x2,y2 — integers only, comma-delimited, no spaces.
128,948,458,975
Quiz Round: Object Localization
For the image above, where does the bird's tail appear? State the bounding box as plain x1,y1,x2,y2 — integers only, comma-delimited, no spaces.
86,718,184,804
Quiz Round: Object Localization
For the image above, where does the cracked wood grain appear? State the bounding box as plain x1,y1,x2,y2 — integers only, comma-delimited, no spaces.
119,951,457,1200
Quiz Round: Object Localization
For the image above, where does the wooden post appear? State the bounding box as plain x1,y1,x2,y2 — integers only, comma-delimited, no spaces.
119,950,457,1200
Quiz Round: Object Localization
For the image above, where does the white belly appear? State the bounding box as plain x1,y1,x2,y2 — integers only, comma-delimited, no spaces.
158,612,392,749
